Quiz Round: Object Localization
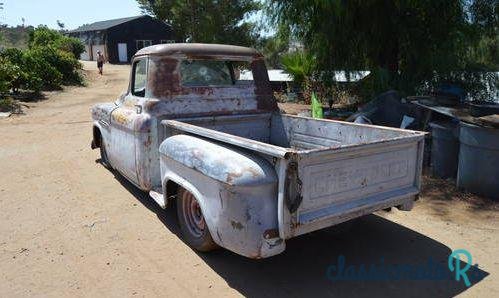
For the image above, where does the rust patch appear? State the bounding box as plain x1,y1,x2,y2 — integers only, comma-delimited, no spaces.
144,54,277,116
245,166,261,178
143,135,152,147
226,171,243,184
263,228,279,239
230,220,244,230
112,109,133,126
148,56,182,98
134,115,153,133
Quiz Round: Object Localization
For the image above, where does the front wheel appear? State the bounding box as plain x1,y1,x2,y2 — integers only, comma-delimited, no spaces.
176,187,218,252
99,135,111,168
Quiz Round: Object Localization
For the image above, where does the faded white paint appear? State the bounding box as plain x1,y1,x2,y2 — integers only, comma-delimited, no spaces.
162,113,425,244
91,43,426,259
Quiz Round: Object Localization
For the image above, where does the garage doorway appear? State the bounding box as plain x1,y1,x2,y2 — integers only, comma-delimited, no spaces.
118,43,128,63
91,45,106,61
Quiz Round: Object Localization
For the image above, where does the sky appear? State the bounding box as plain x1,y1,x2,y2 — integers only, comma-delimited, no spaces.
0,0,143,30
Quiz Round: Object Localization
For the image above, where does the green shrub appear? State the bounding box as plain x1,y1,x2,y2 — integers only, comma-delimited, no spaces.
27,46,82,86
28,26,61,47
0,48,24,65
0,49,28,92
23,48,63,90
29,26,85,58
55,36,85,59
0,57,15,93
0,48,61,92
281,50,317,103
0,97,15,112
280,51,316,87
48,49,83,85
0,56,27,93
0,27,84,93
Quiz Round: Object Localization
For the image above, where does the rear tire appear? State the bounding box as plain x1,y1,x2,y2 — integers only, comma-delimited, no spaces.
176,187,218,252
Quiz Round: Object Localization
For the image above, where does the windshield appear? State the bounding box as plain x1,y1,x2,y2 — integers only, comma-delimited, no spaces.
180,60,253,87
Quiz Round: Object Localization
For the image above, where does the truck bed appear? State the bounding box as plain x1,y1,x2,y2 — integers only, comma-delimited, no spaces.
161,112,425,238
162,112,421,152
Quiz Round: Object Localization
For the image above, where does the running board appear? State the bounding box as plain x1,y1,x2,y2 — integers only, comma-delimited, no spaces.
149,190,166,209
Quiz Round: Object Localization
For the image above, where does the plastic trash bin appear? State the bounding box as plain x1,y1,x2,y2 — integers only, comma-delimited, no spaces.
457,122,499,200
429,121,460,179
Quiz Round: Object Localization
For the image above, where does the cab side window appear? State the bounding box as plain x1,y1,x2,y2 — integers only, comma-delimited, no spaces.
132,59,148,97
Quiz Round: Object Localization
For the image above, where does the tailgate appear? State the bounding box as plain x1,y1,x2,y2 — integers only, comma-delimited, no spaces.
291,138,424,236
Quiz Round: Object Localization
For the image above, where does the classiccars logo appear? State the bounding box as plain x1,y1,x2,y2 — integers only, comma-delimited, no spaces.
448,249,473,287
326,249,484,286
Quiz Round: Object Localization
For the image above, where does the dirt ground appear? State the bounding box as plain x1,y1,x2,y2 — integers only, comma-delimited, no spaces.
1,61,497,298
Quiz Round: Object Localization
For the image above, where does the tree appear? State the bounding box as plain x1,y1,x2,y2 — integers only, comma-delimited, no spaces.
56,20,65,31
268,0,498,101
0,27,85,95
0,2,4,42
280,50,315,88
255,23,290,68
28,26,85,59
137,0,261,46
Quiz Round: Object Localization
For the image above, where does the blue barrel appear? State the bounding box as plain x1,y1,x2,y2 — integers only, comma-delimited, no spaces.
457,122,499,200
429,121,460,179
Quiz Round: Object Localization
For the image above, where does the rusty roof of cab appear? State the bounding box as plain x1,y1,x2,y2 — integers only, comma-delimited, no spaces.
135,43,262,58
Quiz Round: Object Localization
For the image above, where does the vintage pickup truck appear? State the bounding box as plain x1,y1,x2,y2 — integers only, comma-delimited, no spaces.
91,44,425,258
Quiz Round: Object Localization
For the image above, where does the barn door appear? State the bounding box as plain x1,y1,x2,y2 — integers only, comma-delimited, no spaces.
118,43,128,63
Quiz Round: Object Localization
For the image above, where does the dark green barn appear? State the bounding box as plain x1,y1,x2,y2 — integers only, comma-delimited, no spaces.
69,15,174,64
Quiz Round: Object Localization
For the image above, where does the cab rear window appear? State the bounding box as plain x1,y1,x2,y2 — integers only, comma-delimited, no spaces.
180,60,253,87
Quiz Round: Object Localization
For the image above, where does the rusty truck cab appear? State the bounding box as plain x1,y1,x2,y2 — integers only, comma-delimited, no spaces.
105,44,278,191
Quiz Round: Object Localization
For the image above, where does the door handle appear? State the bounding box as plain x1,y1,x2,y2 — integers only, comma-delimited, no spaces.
135,105,142,114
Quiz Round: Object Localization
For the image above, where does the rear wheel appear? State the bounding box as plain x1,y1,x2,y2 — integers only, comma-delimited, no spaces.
176,187,218,252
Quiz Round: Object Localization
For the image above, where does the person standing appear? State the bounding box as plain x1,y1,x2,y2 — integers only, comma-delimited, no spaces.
96,51,105,75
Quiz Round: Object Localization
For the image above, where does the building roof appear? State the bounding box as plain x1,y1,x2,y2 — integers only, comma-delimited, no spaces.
69,15,147,33
331,71,371,82
240,69,293,82
135,43,262,58
239,69,370,82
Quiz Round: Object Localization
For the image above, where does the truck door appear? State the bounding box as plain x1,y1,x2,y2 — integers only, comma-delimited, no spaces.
109,58,148,184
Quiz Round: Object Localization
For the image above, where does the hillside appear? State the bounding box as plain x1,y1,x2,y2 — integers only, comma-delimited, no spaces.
0,25,32,49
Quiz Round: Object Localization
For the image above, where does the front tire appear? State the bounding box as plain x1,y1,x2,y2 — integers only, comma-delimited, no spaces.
99,135,111,168
176,187,218,252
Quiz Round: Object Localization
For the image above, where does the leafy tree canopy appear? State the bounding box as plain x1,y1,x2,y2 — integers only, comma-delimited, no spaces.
255,23,290,68
1,27,85,95
28,26,85,59
137,0,261,46
268,0,498,100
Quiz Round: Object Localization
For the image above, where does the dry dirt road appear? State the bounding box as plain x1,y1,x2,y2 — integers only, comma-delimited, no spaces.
1,62,498,298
